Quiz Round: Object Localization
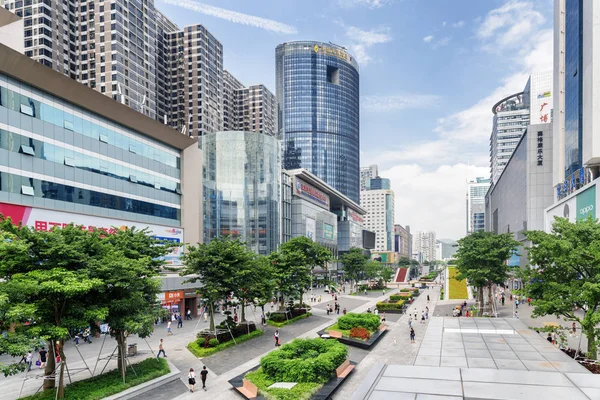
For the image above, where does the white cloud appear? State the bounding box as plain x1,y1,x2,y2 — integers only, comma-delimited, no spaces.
452,20,465,28
442,21,447,27
162,0,297,34
362,94,440,112
344,25,392,65
338,0,393,9
423,35,434,43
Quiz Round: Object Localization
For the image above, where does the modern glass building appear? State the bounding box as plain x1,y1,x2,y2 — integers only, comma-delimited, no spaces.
202,131,280,255
276,41,360,203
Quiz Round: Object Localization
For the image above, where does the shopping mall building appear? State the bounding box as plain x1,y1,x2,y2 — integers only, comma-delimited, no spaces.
0,42,204,316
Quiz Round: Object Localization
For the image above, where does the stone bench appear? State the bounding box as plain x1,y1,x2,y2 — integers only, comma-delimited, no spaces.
336,359,355,378
237,378,258,399
379,324,387,332
329,330,343,339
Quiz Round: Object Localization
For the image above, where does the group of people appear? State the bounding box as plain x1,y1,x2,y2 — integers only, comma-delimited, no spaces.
326,302,343,315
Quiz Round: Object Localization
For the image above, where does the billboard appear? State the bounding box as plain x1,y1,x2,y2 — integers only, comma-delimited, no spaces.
347,208,364,224
576,186,596,220
546,183,597,232
293,177,330,210
323,223,335,240
0,202,184,266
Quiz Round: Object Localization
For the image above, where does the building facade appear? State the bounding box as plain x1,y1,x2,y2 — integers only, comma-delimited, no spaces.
232,84,277,136
436,239,458,261
223,70,244,131
360,180,395,252
202,130,280,255
0,43,205,315
414,231,437,262
394,224,412,259
277,41,360,203
467,177,491,235
360,164,378,191
0,7,23,53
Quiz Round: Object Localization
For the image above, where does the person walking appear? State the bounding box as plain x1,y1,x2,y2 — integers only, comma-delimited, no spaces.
177,314,183,328
187,308,192,320
25,351,33,372
326,304,330,316
38,347,47,369
188,368,196,392
571,322,577,337
261,313,266,326
408,317,412,328
166,320,173,335
514,310,519,319
425,306,429,319
409,327,416,344
203,310,208,323
274,330,280,347
427,294,430,303
157,339,167,358
421,311,426,324
336,303,340,315
200,366,208,390
343,307,347,315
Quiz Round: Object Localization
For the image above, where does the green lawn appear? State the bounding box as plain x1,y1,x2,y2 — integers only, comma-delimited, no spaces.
20,358,169,400
448,267,468,299
187,329,264,357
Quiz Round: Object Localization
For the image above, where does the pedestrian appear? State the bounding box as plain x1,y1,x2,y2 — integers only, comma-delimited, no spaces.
318,295,322,302
203,310,208,323
364,288,368,295
571,322,577,337
408,317,412,328
171,313,176,322
261,313,266,326
167,320,173,335
367,307,372,313
200,366,208,390
326,304,330,315
187,308,192,320
528,297,531,306
427,294,430,303
515,299,519,309
335,294,338,301
274,330,280,347
514,310,519,319
551,331,557,345
421,311,425,324
336,304,340,315
177,314,183,328
414,309,417,320
410,327,415,343
74,334,79,345
25,351,33,372
38,347,47,369
343,307,347,315
547,333,553,343
382,289,385,296
381,312,386,323
501,296,505,306
188,368,196,392
157,339,167,358
425,306,429,319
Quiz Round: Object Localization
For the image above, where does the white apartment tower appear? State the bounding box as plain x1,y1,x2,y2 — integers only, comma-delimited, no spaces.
467,177,491,235
360,165,378,191
2,0,159,119
414,231,437,262
360,175,394,251
223,70,244,131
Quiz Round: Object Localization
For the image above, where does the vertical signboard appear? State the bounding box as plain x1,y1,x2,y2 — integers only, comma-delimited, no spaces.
576,186,596,220
323,223,335,240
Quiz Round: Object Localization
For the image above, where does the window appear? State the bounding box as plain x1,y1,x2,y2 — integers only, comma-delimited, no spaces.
20,104,34,116
64,157,74,166
64,120,74,131
129,145,136,153
326,65,339,85
129,175,137,183
21,185,34,196
99,134,108,143
19,144,35,156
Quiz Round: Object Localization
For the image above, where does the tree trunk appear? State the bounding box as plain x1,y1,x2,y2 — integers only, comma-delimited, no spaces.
115,330,127,383
56,340,66,399
478,286,484,315
584,324,598,360
241,299,246,323
209,303,215,332
299,290,303,308
487,284,494,315
43,340,55,390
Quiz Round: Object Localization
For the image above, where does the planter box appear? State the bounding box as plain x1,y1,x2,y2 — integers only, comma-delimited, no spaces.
229,361,357,400
317,325,388,349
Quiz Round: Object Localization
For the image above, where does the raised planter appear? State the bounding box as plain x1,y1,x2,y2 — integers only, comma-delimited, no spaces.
317,324,388,349
229,361,357,400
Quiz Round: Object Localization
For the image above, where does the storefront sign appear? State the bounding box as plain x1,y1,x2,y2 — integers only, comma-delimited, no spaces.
576,186,596,220
347,208,364,224
537,131,543,166
294,177,330,209
0,202,184,266
323,223,335,240
164,290,184,303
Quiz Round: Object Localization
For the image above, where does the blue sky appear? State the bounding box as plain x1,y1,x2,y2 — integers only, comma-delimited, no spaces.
157,0,554,239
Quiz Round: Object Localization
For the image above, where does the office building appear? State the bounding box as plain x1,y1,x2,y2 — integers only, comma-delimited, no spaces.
0,42,205,315
394,224,412,259
436,239,458,261
414,231,437,262
544,0,600,233
202,131,280,255
467,177,491,235
365,176,390,190
360,165,378,191
490,71,552,184
223,70,244,131
361,178,394,251
3,0,159,119
277,41,360,203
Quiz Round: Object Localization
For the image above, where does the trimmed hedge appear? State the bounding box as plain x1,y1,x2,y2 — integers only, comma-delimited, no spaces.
376,300,405,311
260,338,348,384
337,313,380,331
390,294,411,301
245,369,321,400
188,329,264,358
267,312,311,328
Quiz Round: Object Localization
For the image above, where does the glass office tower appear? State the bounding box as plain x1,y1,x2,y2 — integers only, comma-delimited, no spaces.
202,131,280,255
276,41,360,203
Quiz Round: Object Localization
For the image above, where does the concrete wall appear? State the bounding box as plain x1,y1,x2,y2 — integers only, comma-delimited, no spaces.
0,8,23,54
180,143,203,245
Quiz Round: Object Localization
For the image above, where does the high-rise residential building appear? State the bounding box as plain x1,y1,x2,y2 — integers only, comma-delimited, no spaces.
233,84,277,136
3,0,159,120
155,10,179,125
360,178,394,251
223,70,244,131
490,71,552,184
277,41,360,203
436,239,458,261
394,224,412,259
360,165,378,191
414,231,437,262
467,177,491,235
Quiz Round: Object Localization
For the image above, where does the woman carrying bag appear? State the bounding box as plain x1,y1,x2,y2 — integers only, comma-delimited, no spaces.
188,368,196,392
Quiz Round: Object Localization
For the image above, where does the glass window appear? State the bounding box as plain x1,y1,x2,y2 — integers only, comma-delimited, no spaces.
21,185,34,196
19,144,35,156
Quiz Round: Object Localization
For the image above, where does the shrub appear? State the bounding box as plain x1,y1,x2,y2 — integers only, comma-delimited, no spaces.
349,327,371,340
400,288,410,292
376,300,405,311
337,313,380,331
208,338,219,347
188,329,264,358
260,338,347,384
390,294,411,301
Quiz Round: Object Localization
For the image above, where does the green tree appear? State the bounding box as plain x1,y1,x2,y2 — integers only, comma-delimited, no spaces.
340,248,367,293
523,217,600,359
364,260,383,283
180,237,255,331
397,256,412,267
232,255,274,323
380,266,395,285
269,248,311,310
455,231,520,314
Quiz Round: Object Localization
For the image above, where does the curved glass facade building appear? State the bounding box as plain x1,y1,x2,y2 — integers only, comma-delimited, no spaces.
202,131,280,255
276,41,360,203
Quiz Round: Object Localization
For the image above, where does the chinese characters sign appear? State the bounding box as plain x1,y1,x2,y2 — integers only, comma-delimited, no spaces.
537,131,543,166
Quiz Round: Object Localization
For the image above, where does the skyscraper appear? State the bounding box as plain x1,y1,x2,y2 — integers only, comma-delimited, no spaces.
360,165,378,191
3,0,159,119
223,70,244,131
414,231,437,262
233,84,277,136
361,178,395,251
467,177,491,235
276,41,360,203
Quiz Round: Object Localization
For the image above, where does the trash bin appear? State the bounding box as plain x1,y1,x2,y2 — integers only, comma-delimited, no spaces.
128,343,137,356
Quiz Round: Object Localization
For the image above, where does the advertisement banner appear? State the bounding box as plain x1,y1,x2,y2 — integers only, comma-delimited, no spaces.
294,177,330,210
0,202,184,266
323,223,335,240
576,186,596,220
305,217,316,241
347,208,364,224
